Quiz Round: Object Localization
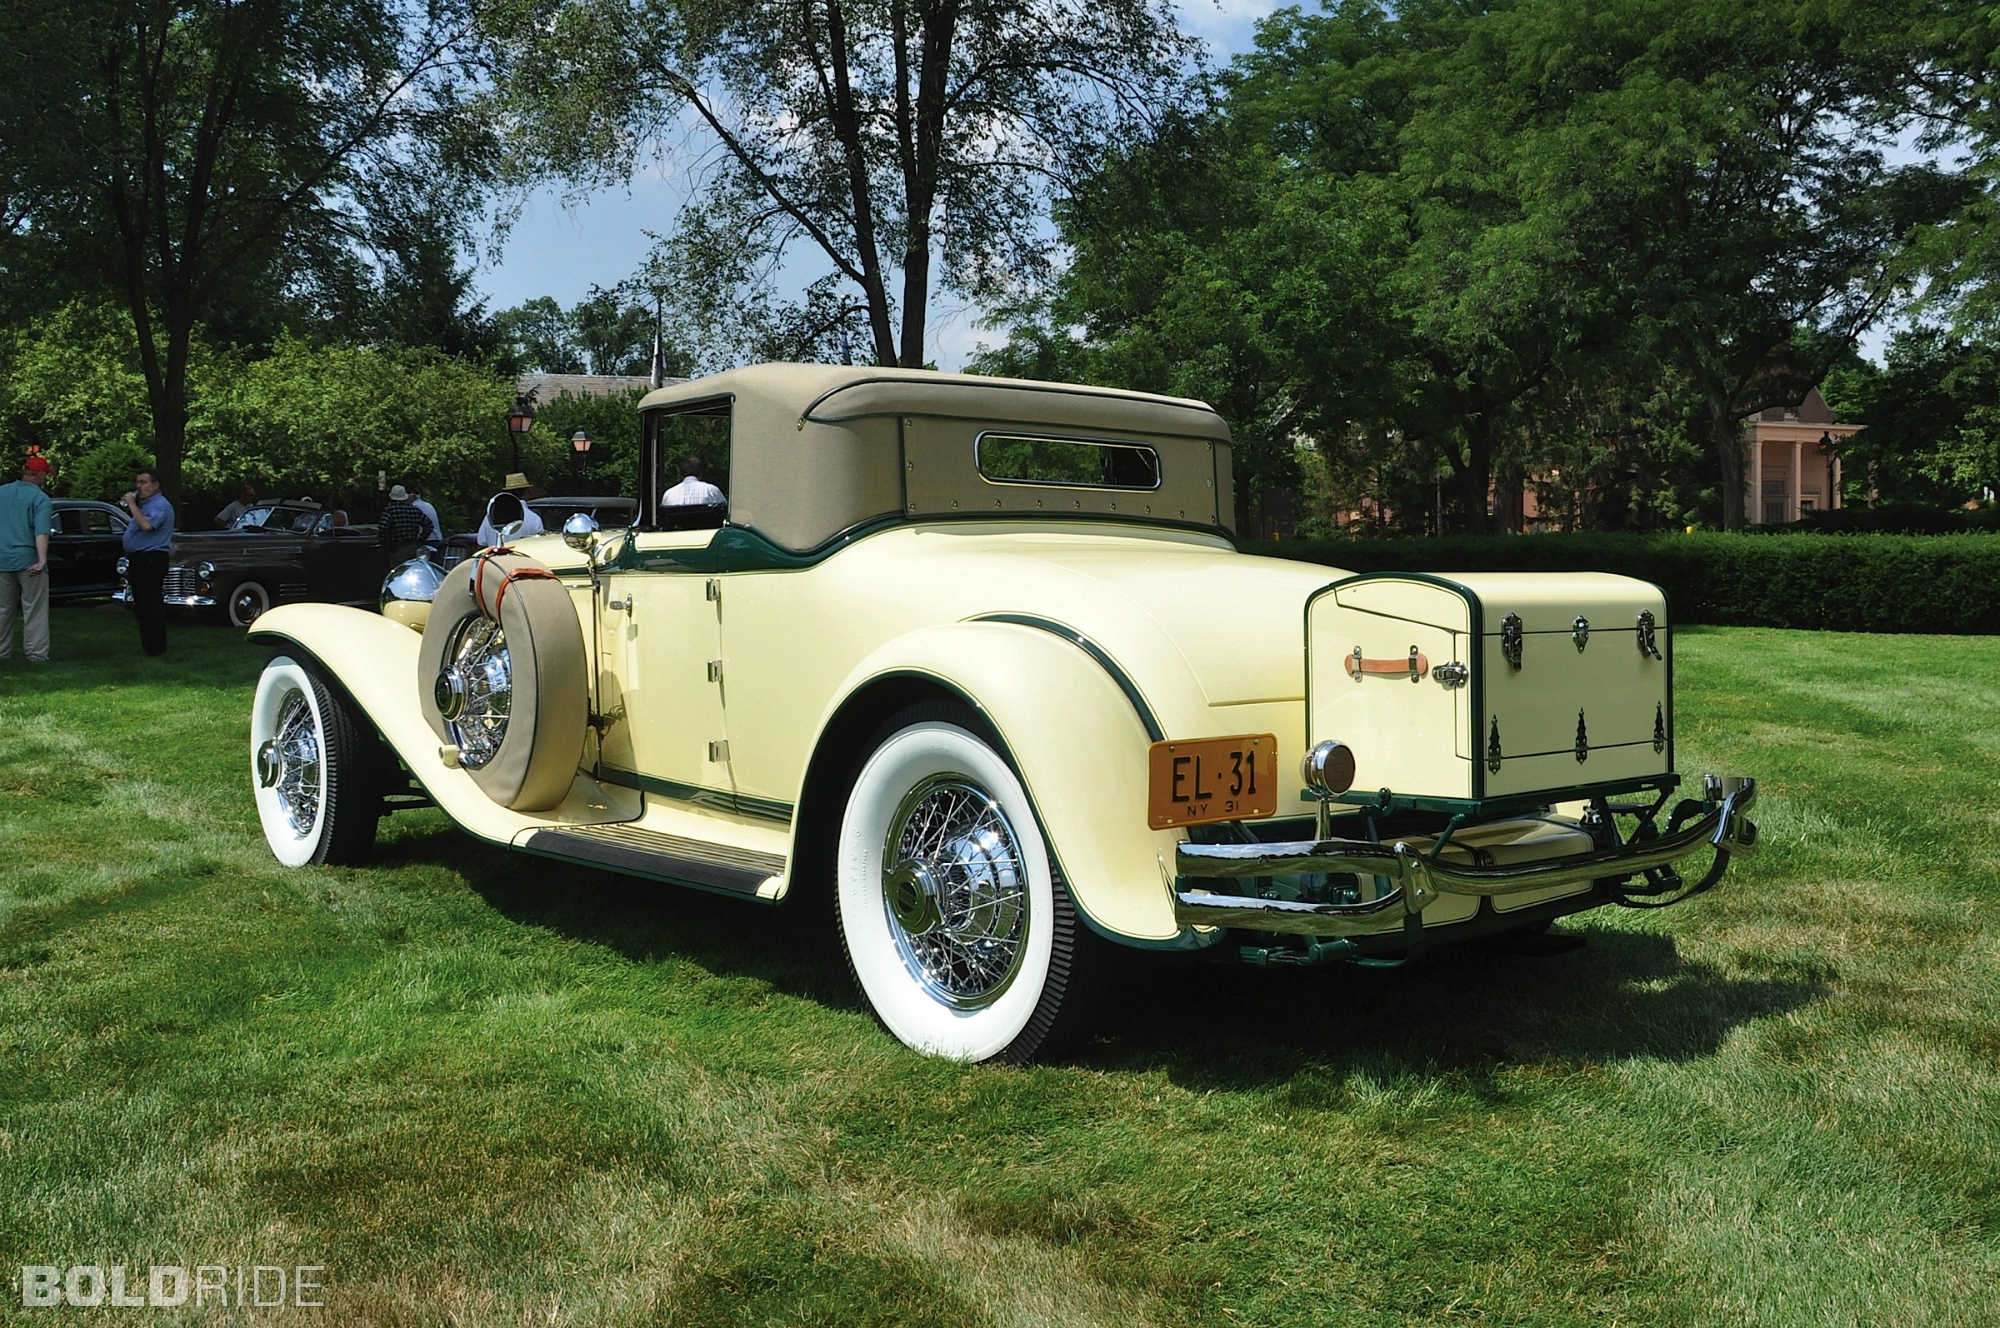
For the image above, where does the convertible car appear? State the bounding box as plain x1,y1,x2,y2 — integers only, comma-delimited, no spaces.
119,501,404,626
244,365,1757,1063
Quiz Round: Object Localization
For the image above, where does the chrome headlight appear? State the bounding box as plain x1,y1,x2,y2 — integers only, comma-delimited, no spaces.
195,560,216,584
381,557,445,611
115,556,130,576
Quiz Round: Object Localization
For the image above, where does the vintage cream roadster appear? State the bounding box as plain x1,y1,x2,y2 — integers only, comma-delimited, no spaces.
245,365,1758,1062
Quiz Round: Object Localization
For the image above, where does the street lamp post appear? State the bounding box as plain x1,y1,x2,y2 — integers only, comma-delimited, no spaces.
570,429,593,491
506,398,535,470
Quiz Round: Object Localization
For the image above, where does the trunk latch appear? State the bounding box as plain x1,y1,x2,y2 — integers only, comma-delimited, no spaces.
1572,616,1590,651
1500,613,1523,669
1636,609,1663,659
1487,717,1503,772
1575,709,1590,762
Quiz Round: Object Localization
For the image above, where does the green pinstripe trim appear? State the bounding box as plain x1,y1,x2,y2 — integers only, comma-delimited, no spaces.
595,766,794,825
970,613,1166,742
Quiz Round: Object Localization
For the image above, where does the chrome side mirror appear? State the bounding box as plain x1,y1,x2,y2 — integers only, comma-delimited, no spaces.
563,511,600,552
495,519,525,545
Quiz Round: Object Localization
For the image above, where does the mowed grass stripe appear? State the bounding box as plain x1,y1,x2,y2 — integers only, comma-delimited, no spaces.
0,606,1996,1325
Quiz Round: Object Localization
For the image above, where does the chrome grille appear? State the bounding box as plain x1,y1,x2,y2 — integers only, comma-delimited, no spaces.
163,566,201,598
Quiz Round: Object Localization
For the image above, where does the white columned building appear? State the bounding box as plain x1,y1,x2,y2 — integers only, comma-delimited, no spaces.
1743,387,1862,525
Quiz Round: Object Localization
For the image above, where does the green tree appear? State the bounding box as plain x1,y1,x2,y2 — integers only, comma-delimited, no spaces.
0,302,161,500
0,0,489,495
188,335,521,527
485,0,1197,369
495,297,587,374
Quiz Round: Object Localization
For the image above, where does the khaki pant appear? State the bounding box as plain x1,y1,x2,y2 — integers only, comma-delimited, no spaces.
0,567,50,661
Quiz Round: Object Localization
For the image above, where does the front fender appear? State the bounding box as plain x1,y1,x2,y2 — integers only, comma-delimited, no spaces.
248,604,636,845
815,620,1192,943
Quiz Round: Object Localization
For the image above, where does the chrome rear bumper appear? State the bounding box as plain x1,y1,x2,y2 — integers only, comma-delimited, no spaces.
1173,777,1757,937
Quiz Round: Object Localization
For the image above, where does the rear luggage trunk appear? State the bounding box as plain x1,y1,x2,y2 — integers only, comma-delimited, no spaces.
1305,572,1673,812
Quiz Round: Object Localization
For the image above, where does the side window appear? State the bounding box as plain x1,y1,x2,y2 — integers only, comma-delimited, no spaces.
644,400,732,531
84,508,120,535
56,510,82,535
975,434,1162,490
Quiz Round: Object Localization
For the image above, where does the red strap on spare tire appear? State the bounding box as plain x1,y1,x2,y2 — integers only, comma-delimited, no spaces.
471,547,561,623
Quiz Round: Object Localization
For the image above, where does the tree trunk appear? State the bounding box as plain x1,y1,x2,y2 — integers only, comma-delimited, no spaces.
1709,393,1746,531
1495,462,1525,534
821,0,899,365
1460,414,1496,535
894,0,956,369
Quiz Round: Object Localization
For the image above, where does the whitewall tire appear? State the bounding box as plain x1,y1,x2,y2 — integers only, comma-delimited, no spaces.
836,706,1099,1063
227,580,272,628
250,656,379,867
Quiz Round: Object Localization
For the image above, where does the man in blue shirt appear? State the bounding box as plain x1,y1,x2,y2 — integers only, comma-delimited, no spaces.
120,467,174,656
0,454,56,662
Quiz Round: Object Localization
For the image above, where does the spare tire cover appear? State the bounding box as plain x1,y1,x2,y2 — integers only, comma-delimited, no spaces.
417,549,587,812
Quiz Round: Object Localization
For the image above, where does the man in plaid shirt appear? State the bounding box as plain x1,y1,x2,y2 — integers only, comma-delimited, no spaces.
377,485,432,551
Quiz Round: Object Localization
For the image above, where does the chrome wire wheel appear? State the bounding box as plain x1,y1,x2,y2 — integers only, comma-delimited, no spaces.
434,615,510,769
261,688,323,837
881,776,1030,1009
251,657,380,868
836,710,1097,1064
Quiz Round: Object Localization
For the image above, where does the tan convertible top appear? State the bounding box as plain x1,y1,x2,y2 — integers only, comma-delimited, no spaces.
638,363,1234,552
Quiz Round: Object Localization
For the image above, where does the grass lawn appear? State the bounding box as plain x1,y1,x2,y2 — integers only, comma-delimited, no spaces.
2,605,1997,1326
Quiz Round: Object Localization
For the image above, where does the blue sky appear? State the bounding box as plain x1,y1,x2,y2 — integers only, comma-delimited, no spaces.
472,1,1279,370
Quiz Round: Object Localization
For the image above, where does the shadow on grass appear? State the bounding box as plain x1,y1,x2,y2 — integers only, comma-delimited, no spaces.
1085,925,1828,1092
386,809,1825,1087
373,818,866,1013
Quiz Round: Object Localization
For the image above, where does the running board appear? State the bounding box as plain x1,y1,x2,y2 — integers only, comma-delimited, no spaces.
524,823,786,896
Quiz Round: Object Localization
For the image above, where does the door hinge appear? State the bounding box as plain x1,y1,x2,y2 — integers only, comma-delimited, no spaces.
1486,717,1503,773
705,577,721,602
1575,709,1590,762
706,659,723,683
707,740,729,763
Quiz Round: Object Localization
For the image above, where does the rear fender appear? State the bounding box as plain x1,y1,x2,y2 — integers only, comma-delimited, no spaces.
805,620,1187,942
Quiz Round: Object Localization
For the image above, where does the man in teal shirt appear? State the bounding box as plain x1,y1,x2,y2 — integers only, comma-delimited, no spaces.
0,454,55,662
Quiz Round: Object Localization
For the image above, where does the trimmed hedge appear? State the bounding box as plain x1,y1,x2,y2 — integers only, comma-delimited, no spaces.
1242,532,2000,634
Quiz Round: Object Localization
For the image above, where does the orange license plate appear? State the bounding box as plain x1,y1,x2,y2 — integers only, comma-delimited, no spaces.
1148,734,1278,829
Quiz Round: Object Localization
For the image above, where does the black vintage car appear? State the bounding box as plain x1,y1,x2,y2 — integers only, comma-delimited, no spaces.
116,501,411,627
48,500,131,601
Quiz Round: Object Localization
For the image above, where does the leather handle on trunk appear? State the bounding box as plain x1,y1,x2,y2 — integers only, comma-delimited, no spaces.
1346,646,1429,681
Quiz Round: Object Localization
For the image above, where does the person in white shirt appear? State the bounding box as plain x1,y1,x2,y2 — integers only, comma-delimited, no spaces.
409,488,443,541
214,482,257,528
477,490,545,547
661,456,725,508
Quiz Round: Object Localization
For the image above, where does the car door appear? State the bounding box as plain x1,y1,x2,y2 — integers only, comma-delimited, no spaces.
50,506,123,596
593,531,733,806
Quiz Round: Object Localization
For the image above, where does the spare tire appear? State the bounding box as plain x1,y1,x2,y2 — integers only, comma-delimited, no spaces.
417,548,587,811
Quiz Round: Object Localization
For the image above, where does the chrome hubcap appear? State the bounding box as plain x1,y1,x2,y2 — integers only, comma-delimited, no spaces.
437,616,509,769
881,776,1029,1009
268,690,322,837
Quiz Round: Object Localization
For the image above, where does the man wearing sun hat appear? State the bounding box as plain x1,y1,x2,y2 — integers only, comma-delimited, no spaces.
0,454,56,662
377,483,432,552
